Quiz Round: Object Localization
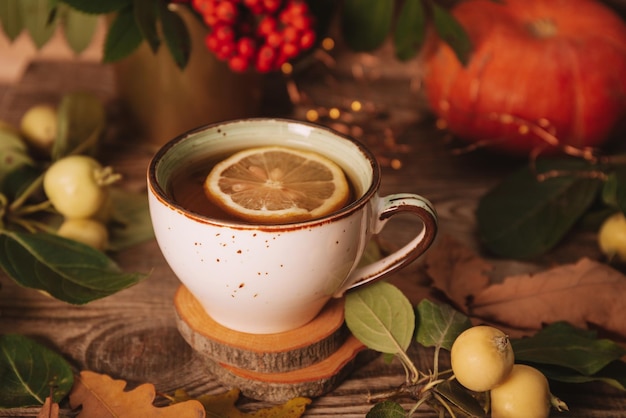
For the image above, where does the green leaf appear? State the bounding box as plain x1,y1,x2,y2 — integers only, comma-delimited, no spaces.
19,0,57,49
393,0,426,61
430,2,472,66
103,6,144,63
1,165,41,203
133,0,160,53
0,334,73,408
539,361,626,391
305,0,336,41
160,3,191,69
345,281,415,354
0,130,35,187
415,299,472,350
512,322,626,376
58,0,131,14
476,159,602,259
434,380,486,417
52,91,105,160
0,126,28,153
107,188,155,252
0,230,147,304
601,172,619,208
340,0,393,52
61,5,98,54
366,400,407,418
0,0,24,41
602,166,626,213
0,148,34,185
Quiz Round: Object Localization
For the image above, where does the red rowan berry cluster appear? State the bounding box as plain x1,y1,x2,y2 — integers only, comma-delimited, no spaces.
189,0,316,73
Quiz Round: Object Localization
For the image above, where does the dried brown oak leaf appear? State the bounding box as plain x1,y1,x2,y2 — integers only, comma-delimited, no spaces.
470,257,626,338
173,388,311,417
37,397,59,418
69,371,205,418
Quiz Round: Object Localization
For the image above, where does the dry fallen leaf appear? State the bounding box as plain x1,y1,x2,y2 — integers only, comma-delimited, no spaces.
424,235,626,341
37,397,59,418
424,235,492,311
471,257,626,338
69,371,205,418
172,388,311,417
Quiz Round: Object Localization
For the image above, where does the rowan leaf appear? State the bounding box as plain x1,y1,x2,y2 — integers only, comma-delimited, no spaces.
172,388,311,417
61,6,98,54
160,2,190,69
69,371,205,417
103,6,144,63
57,0,130,14
430,2,472,66
393,0,426,61
133,0,160,53
0,0,24,41
340,0,393,52
19,0,57,49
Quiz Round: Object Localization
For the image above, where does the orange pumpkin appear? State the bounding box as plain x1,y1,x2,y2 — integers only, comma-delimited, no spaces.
423,0,626,156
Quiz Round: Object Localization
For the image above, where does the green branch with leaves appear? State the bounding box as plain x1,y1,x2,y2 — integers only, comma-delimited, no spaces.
0,0,471,71
345,281,626,417
0,92,151,304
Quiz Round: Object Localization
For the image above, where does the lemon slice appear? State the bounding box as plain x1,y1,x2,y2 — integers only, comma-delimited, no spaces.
204,146,350,224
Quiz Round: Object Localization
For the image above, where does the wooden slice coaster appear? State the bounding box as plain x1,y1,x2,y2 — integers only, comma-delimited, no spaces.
174,285,349,373
202,335,371,402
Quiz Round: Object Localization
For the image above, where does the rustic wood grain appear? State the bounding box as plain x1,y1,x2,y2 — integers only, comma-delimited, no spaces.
0,59,624,417
202,336,369,402
175,285,350,373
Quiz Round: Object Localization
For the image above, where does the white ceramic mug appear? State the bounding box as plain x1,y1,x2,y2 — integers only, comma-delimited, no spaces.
148,118,437,334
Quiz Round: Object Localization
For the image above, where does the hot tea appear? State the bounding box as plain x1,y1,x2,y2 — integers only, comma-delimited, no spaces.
167,148,357,223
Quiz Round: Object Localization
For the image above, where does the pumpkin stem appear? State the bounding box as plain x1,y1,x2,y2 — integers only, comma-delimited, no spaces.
527,18,558,39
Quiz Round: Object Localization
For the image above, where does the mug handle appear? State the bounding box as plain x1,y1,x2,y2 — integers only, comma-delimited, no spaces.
334,193,438,297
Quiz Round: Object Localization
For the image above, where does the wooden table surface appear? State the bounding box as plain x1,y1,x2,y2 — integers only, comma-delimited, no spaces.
1,58,625,417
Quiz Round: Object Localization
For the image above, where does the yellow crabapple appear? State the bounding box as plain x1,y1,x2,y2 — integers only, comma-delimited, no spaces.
450,325,515,392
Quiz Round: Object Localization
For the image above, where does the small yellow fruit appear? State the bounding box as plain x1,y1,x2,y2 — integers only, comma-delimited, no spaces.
450,325,515,392
598,212,626,262
490,364,551,418
20,104,57,154
57,218,109,251
43,155,112,219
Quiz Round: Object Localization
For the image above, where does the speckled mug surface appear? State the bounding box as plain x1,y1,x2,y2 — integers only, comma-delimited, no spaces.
147,118,437,334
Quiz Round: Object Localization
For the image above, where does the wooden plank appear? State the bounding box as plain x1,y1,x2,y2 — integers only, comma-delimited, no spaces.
175,285,350,373
202,336,370,402
0,59,624,417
